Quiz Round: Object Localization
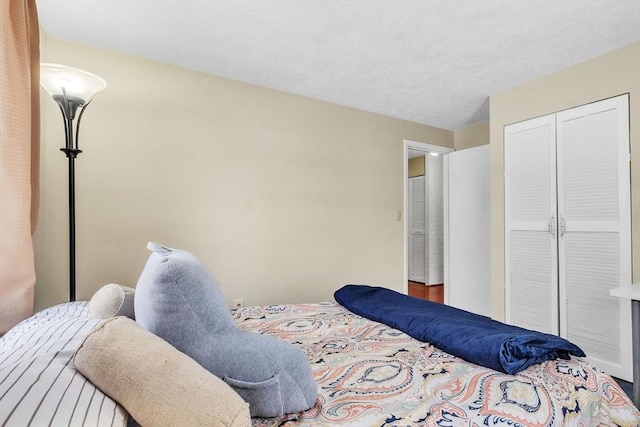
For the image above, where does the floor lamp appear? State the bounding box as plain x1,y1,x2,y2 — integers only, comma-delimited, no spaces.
40,64,107,302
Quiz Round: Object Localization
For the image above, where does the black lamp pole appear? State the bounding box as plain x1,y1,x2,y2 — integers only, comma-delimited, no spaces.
53,93,90,302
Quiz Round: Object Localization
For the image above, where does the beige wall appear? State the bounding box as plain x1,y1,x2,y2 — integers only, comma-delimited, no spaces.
408,156,425,177
36,36,454,311
490,42,640,320
454,121,489,150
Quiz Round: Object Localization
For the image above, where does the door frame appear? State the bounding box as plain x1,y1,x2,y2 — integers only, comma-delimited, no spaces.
403,140,453,295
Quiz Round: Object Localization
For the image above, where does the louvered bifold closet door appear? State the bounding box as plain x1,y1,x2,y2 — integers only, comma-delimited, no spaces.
427,154,444,285
505,115,558,335
556,94,632,381
409,176,426,283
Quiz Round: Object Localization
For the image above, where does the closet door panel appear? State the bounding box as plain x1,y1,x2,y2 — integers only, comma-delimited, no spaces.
505,114,558,334
556,94,631,381
508,231,557,333
408,176,426,283
560,109,619,222
563,233,621,365
506,118,556,223
409,234,426,283
427,155,444,285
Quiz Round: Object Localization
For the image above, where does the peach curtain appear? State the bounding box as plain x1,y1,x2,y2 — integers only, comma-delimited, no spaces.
0,0,40,335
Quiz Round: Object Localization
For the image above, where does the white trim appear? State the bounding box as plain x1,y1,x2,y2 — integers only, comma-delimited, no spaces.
405,140,454,155
403,140,453,296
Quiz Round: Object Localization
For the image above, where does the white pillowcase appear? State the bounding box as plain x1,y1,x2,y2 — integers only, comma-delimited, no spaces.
88,283,136,319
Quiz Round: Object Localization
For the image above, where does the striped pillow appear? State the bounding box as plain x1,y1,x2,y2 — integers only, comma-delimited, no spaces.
0,302,128,426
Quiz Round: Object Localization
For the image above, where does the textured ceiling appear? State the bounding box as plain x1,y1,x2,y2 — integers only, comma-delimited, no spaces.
36,0,640,131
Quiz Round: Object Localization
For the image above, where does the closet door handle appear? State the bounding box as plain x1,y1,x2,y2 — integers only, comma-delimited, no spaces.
548,216,556,239
559,216,566,239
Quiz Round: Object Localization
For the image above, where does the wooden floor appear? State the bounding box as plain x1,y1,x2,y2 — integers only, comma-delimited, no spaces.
408,281,444,304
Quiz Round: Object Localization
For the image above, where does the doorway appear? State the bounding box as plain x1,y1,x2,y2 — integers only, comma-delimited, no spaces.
403,140,491,316
403,140,453,303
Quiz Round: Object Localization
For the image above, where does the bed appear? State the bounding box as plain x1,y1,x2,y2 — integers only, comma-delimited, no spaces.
1,300,639,426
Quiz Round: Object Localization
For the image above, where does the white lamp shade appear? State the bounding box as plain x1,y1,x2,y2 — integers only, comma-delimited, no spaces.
40,63,107,105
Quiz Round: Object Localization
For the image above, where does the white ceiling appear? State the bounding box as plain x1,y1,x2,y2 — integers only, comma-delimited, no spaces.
36,0,640,131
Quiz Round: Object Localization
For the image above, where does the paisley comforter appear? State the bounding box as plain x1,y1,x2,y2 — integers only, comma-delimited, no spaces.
235,302,640,426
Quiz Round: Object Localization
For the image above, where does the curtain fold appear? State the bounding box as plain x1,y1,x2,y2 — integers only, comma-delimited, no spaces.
0,0,40,335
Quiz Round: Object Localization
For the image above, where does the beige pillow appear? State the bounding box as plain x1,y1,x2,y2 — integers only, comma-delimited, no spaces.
88,284,135,319
73,317,251,427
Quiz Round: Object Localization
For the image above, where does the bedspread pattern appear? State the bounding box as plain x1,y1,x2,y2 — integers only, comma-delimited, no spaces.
235,303,639,427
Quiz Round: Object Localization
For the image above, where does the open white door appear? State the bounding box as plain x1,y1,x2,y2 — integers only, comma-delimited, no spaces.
445,145,491,316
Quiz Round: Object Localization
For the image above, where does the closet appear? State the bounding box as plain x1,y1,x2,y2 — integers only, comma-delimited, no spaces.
505,94,632,381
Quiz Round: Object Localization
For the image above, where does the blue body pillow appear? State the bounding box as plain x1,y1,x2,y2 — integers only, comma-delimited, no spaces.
334,284,585,374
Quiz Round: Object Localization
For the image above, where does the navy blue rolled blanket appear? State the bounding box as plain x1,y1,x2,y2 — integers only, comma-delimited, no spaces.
334,284,585,374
